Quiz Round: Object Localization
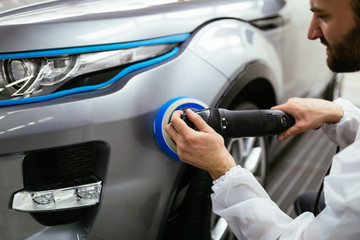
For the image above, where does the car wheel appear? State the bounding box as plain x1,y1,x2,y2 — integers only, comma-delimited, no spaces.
210,100,269,240
226,100,268,185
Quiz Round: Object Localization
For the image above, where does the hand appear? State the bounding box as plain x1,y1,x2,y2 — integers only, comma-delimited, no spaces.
271,97,344,141
165,109,236,180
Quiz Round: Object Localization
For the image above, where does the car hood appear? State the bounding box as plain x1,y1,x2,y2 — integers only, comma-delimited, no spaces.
0,0,285,53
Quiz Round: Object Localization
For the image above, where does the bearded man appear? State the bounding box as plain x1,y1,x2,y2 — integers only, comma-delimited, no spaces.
165,0,360,239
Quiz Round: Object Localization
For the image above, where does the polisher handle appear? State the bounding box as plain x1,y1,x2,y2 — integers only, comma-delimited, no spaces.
181,108,295,139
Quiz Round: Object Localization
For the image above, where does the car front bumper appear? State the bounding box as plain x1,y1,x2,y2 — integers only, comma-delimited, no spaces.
0,46,229,239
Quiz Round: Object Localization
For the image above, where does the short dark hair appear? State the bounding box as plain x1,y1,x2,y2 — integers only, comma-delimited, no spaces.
351,0,360,23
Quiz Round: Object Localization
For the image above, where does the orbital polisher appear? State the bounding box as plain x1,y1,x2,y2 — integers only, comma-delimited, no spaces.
154,96,295,161
181,108,295,139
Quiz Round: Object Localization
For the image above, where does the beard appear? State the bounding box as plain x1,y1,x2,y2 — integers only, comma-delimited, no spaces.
321,25,360,73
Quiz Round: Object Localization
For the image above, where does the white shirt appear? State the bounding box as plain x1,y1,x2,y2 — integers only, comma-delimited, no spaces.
211,98,360,239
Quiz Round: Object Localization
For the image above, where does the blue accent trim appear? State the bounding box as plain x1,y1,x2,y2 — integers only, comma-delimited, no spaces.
154,97,206,162
0,47,179,107
0,33,190,59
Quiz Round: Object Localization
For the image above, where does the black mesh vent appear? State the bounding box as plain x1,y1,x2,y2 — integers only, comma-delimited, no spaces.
30,209,86,226
23,142,97,191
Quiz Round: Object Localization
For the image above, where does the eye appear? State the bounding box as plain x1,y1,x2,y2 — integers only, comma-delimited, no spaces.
315,14,328,20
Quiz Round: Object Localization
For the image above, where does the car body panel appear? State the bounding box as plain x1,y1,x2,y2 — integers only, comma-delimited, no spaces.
0,45,229,239
187,20,282,85
0,0,334,239
0,0,285,52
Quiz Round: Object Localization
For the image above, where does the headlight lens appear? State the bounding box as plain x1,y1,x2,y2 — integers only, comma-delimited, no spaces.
0,44,176,101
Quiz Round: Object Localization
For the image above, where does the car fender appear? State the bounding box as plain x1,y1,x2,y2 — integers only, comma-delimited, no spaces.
186,19,283,104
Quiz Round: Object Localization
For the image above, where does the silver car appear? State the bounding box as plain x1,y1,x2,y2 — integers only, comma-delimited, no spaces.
0,0,337,239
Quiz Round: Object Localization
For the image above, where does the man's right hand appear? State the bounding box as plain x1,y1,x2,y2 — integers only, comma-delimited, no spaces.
271,97,344,141
165,109,236,180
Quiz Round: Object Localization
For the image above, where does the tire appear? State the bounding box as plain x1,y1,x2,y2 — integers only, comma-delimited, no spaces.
211,100,269,240
163,100,269,240
226,100,268,186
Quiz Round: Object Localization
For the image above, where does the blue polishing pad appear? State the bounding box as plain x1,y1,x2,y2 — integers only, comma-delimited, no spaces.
154,96,208,161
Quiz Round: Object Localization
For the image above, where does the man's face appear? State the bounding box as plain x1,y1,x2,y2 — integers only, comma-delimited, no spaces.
308,0,360,72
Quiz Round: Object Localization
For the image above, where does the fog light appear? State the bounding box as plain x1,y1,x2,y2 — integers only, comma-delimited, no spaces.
77,185,101,200
32,192,55,205
12,180,102,212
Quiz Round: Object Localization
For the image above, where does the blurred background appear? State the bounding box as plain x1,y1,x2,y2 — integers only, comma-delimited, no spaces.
267,72,360,218
343,72,360,106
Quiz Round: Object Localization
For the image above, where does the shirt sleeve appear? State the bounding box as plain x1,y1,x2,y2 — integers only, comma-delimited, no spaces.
211,166,316,240
211,97,360,240
322,98,360,149
211,141,360,239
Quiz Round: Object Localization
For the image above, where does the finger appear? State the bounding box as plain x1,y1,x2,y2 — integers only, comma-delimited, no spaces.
170,110,183,120
271,104,296,116
278,124,304,141
270,104,285,111
278,129,293,141
170,110,197,136
165,123,181,142
185,109,215,133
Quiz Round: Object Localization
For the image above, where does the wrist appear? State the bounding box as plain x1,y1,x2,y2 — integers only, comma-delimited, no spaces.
208,154,236,180
209,168,234,180
327,103,344,123
209,169,230,180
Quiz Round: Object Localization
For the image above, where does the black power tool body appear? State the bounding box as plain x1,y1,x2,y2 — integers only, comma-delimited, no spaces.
181,108,295,139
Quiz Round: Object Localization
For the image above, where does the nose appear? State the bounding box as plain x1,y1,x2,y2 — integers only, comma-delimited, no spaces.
307,15,323,40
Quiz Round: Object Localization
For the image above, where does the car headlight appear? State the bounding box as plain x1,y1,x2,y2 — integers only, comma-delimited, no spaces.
0,44,176,101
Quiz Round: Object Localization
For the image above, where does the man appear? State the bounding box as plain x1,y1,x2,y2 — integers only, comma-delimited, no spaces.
165,0,360,239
